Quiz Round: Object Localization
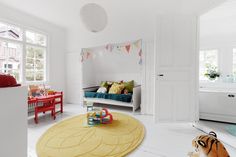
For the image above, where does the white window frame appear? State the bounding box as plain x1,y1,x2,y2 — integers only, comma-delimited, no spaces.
0,19,49,84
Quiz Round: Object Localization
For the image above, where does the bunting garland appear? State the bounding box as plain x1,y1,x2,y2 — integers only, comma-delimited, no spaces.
81,39,142,65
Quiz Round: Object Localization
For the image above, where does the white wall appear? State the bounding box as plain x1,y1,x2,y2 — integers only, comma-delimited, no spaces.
81,41,142,88
66,41,155,116
200,34,236,78
0,86,27,157
0,3,66,96
65,2,156,104
199,0,236,88
200,35,236,89
65,0,224,109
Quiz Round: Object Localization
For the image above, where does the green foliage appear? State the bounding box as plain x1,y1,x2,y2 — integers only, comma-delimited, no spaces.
204,64,220,80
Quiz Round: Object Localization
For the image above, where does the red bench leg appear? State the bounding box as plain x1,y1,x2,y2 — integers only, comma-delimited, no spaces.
61,95,63,113
53,108,56,120
34,109,38,124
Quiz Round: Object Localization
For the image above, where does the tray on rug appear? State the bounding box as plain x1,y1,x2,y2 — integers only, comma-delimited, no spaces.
36,112,145,157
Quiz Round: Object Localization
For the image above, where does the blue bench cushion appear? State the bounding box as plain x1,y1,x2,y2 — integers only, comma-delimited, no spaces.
85,91,132,103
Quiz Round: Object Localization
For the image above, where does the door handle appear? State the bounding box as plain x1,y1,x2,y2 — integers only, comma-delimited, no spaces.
228,94,235,97
158,74,164,77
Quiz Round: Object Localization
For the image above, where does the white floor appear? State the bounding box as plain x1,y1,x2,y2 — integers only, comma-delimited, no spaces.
28,104,236,157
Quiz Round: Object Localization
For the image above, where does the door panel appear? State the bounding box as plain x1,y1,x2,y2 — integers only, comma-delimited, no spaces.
155,14,198,122
175,82,191,121
158,15,174,67
173,17,195,67
157,82,173,121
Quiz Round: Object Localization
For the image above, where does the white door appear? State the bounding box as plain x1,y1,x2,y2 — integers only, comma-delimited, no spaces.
155,14,199,122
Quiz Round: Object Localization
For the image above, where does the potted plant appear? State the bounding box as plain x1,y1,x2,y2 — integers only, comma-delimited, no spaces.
204,64,220,81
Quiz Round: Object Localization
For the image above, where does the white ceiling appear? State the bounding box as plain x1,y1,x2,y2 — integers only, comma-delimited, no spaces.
0,0,225,29
201,0,236,37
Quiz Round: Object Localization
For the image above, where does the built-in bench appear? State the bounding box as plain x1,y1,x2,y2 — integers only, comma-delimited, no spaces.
83,85,141,112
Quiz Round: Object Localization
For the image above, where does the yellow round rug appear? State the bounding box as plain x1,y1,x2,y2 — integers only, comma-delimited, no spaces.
36,112,145,157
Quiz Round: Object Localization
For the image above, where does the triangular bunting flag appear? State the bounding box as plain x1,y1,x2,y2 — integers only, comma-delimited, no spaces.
125,44,131,53
138,49,142,57
86,52,91,59
105,44,110,51
134,40,141,49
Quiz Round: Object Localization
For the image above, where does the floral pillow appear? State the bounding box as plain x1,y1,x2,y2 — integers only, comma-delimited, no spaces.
123,80,134,93
97,87,107,93
108,83,125,94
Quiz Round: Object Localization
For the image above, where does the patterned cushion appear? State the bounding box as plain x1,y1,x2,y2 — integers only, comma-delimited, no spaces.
97,87,107,93
108,83,125,94
123,80,134,93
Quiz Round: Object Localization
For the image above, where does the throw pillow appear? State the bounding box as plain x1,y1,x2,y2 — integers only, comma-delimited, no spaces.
100,81,109,89
123,80,134,93
108,83,125,94
97,87,107,93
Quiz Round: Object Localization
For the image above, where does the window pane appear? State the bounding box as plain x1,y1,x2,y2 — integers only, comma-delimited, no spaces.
35,49,44,59
8,70,20,81
0,40,22,82
26,58,34,70
26,70,34,81
0,22,23,41
26,31,47,46
199,49,218,80
35,59,44,70
25,45,45,82
35,71,44,81
26,47,34,58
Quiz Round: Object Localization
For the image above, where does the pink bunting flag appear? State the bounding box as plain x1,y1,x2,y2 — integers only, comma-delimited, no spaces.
125,44,131,53
134,40,141,49
138,49,142,57
86,52,91,59
105,44,109,51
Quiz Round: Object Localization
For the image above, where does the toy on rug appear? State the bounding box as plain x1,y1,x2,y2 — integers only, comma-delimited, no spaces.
188,131,230,157
87,106,113,126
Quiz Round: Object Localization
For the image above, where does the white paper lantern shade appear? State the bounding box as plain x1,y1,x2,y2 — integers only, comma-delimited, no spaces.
80,3,108,33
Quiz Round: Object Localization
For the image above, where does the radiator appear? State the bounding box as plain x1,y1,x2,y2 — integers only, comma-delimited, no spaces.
28,101,60,113
28,103,36,112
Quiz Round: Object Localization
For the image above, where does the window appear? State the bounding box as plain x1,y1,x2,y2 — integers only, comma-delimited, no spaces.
199,49,218,80
25,30,47,82
0,21,47,83
26,30,47,46
26,46,45,81
0,22,23,41
233,48,236,75
0,41,22,81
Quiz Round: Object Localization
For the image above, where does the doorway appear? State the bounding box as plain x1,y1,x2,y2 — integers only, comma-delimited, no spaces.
197,0,236,148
